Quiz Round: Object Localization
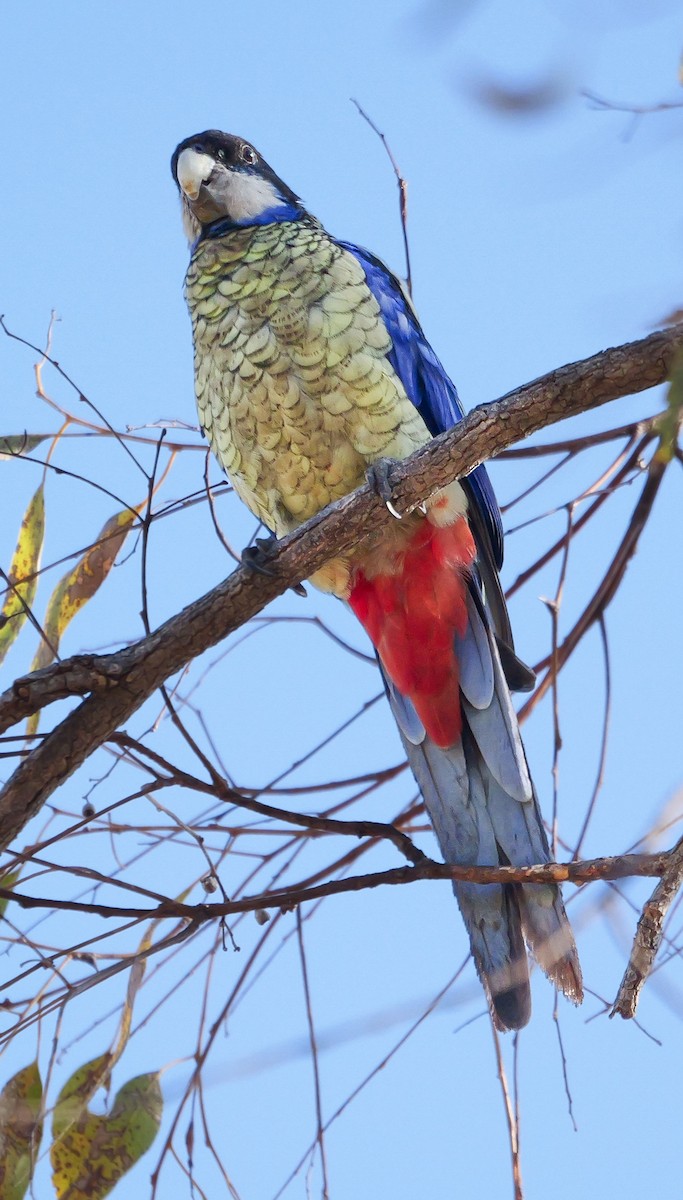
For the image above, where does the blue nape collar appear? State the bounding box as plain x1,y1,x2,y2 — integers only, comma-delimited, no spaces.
198,203,305,243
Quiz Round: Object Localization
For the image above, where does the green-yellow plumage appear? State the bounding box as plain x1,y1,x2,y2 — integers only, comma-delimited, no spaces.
174,131,583,1031
185,220,431,583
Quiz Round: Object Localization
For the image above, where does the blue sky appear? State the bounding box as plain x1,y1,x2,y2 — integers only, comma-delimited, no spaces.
2,2,683,1198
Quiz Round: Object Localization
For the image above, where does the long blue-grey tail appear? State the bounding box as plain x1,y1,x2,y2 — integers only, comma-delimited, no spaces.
383,583,582,1031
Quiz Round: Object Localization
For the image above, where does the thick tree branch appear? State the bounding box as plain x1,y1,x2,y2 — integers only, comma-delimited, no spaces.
0,324,680,851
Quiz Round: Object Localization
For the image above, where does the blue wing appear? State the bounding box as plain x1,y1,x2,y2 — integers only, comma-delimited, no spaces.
336,240,504,570
329,244,580,1031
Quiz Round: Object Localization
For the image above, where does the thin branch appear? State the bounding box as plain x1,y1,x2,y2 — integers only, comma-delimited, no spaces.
520,452,669,719
506,432,647,597
352,99,413,296
499,416,660,458
0,848,672,925
296,909,330,1199
612,834,683,1019
583,89,683,117
552,996,577,1132
572,616,612,859
273,968,465,1200
0,325,680,850
106,739,424,864
491,1027,523,1200
542,503,575,856
2,314,147,478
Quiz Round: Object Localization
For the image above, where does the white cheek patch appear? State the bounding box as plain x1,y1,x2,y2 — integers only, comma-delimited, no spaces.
176,148,215,199
180,196,201,244
224,172,282,221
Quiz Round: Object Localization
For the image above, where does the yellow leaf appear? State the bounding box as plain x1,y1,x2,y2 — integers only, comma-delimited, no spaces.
51,1056,161,1200
655,349,683,464
26,507,139,735
0,485,45,665
0,1062,43,1200
0,868,22,919
112,935,151,1067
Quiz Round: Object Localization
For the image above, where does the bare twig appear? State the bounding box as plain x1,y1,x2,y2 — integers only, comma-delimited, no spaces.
552,996,577,1132
520,453,670,719
491,1027,523,1200
352,99,413,295
572,616,612,859
506,432,647,597
0,847,672,926
296,909,330,1199
541,503,575,855
0,326,680,850
612,834,683,1019
2,314,147,478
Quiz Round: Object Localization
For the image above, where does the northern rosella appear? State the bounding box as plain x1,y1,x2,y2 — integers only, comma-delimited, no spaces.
172,130,582,1029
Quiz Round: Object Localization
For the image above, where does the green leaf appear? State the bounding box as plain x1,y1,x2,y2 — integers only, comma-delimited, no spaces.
0,435,47,461
0,484,45,665
0,868,22,919
51,1056,162,1199
51,1055,112,1138
0,1062,43,1200
656,349,683,464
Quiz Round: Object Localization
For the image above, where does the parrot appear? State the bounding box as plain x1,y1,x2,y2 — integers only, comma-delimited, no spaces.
171,129,582,1030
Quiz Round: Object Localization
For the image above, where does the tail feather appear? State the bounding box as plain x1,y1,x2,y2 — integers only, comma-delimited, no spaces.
356,508,582,1029
518,884,583,1005
400,718,532,1029
454,591,494,709
381,600,583,1031
462,638,532,803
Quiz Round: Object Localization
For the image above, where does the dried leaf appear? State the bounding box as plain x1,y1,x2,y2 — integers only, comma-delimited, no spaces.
33,508,138,673
26,508,138,735
0,1062,43,1200
0,435,47,461
51,1055,161,1199
0,484,45,665
112,930,153,1068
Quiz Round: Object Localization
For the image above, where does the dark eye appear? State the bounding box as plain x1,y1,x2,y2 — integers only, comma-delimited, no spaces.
240,144,257,165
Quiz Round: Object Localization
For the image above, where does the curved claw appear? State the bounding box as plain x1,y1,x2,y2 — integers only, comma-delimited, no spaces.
366,458,403,520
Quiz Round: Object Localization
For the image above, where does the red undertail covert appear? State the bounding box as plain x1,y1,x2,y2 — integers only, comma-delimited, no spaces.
349,514,476,748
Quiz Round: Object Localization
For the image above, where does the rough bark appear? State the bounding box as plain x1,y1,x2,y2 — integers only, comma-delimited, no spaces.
0,324,680,850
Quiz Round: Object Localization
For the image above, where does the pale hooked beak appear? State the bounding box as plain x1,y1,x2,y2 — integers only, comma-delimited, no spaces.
176,147,215,199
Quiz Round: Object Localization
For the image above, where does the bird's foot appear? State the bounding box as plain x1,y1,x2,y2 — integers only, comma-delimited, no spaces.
241,535,277,576
241,535,307,598
366,458,403,520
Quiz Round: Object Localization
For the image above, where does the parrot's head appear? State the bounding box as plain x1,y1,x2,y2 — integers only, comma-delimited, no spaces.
171,130,303,242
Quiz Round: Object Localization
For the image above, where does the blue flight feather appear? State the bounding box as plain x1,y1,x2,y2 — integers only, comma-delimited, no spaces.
333,236,579,1026
336,241,504,570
